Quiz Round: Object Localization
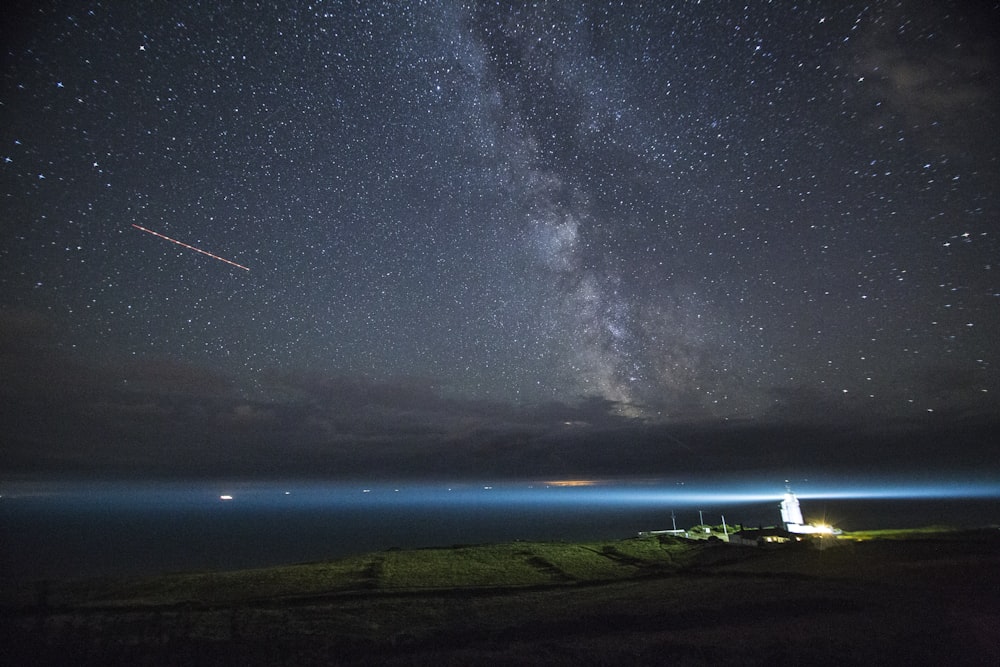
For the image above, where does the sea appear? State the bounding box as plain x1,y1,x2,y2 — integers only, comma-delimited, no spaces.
2,477,998,581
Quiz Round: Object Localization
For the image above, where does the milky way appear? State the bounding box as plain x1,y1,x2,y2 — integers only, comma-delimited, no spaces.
2,2,998,478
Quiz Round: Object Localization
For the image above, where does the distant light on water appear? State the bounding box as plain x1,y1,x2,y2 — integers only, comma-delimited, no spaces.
2,475,998,580
2,476,999,508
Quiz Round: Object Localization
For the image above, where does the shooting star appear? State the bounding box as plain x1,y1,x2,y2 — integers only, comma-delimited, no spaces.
131,224,249,271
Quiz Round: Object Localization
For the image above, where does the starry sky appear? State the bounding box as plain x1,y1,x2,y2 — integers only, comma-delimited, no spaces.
2,1,998,480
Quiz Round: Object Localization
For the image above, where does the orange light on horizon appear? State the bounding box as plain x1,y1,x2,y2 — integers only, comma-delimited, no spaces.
544,479,601,487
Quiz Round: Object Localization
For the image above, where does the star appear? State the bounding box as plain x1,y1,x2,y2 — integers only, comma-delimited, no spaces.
0,0,996,482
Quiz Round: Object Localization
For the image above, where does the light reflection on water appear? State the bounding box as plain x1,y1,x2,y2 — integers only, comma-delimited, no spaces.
2,477,998,581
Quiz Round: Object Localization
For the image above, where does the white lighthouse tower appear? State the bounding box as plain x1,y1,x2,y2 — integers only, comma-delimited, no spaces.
779,486,838,535
780,489,805,531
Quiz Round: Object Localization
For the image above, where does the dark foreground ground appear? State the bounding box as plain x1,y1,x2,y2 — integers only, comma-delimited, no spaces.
2,528,999,665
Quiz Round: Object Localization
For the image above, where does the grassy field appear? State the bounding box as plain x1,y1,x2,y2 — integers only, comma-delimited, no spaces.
2,527,998,665
837,525,964,540
3,537,696,608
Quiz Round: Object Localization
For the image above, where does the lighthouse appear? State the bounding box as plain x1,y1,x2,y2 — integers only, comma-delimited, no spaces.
779,487,838,535
780,489,805,530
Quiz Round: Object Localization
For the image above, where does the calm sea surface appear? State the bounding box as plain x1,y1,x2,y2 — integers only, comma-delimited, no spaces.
2,479,998,581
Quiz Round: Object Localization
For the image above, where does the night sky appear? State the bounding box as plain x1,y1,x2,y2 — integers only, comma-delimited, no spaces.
2,1,998,480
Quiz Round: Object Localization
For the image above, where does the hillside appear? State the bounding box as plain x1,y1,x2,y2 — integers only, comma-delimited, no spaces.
2,528,998,665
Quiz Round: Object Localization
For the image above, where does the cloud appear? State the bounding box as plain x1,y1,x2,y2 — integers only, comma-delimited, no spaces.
848,3,999,149
0,318,626,477
2,308,997,479
0,310,55,353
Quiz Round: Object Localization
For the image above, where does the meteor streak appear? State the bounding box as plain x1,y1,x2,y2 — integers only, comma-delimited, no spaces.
131,224,249,271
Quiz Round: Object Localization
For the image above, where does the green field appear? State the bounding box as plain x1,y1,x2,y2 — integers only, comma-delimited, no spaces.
2,527,998,665
4,537,697,609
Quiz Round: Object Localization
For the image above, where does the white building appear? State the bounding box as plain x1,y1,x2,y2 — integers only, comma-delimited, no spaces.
780,490,805,528
780,489,838,535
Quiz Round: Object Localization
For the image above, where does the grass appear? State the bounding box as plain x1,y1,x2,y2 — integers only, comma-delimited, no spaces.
22,536,694,608
48,555,374,608
3,527,998,665
378,544,549,589
838,525,964,541
9,527,967,608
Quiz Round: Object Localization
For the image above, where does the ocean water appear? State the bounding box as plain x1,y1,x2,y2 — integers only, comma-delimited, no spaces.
2,478,998,581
